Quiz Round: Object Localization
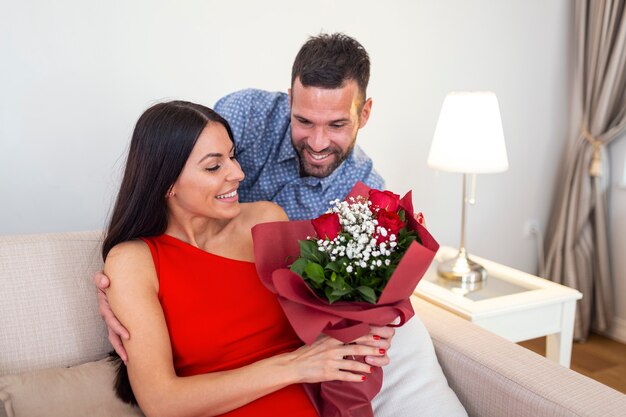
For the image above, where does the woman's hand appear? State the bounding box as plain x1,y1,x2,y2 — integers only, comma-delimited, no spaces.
283,327,394,384
359,325,394,368
92,271,130,362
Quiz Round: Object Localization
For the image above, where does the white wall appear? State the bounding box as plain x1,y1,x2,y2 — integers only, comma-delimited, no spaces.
0,0,574,271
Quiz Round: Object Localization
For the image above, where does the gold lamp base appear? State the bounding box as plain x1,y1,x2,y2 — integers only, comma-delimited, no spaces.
437,249,487,284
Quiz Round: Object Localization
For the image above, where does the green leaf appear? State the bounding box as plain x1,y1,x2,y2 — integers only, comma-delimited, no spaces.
361,276,382,288
356,286,378,304
299,240,325,263
325,286,337,302
330,287,353,298
304,262,325,284
290,258,308,276
327,292,342,304
329,273,346,290
325,261,342,273
331,287,353,295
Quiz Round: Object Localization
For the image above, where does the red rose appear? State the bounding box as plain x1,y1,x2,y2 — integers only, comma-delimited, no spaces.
376,209,405,243
369,189,401,212
312,212,342,240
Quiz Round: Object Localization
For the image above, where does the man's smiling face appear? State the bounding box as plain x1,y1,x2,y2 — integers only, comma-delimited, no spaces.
289,78,371,178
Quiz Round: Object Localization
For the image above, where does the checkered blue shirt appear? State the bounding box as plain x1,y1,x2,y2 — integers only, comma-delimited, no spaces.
214,89,384,220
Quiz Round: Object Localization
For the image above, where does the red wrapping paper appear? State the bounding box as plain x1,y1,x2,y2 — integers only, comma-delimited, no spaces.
252,182,439,417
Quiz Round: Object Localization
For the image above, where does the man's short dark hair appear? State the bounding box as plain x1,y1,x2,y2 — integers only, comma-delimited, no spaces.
291,33,370,103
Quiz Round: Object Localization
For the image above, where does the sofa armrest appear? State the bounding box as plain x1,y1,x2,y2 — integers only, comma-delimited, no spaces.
411,296,626,417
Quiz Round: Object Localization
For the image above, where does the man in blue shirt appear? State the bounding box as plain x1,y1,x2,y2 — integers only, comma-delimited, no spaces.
213,32,383,220
214,88,383,220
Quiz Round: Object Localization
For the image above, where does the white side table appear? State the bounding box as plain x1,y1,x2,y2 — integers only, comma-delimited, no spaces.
414,246,583,367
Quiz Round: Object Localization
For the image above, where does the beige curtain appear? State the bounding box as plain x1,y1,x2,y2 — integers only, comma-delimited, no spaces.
544,0,626,341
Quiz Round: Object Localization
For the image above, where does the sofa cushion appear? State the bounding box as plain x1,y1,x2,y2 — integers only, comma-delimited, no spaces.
0,231,110,375
372,313,467,417
0,358,143,417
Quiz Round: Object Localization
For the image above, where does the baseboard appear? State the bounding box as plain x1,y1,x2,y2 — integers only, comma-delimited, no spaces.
608,316,626,344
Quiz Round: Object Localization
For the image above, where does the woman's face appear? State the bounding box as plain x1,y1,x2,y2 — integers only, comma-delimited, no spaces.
168,122,244,221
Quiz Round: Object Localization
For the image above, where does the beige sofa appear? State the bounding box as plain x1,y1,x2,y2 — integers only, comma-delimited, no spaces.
1,231,625,417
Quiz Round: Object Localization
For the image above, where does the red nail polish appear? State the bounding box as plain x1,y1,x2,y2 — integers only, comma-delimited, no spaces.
362,375,367,381
379,349,386,355
373,335,381,340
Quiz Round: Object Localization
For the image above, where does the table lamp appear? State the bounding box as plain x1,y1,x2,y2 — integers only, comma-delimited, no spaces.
427,91,509,283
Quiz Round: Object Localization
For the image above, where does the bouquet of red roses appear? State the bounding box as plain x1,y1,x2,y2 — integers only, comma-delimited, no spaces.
291,187,424,305
252,182,439,417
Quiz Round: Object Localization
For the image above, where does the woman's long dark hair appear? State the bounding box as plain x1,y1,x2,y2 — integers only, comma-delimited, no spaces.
103,100,234,405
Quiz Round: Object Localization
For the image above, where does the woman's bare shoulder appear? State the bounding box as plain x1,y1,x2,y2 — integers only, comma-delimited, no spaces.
104,240,155,285
239,201,288,226
105,240,150,263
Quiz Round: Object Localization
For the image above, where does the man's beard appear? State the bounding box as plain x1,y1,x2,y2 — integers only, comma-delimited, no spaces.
294,139,356,178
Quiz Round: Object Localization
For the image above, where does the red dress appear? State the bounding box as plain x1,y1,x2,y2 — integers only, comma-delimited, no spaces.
141,234,318,417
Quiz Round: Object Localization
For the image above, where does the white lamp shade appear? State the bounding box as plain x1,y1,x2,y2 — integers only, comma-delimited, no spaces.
427,91,509,173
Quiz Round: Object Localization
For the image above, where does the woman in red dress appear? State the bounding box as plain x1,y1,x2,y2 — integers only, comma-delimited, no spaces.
102,101,391,417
